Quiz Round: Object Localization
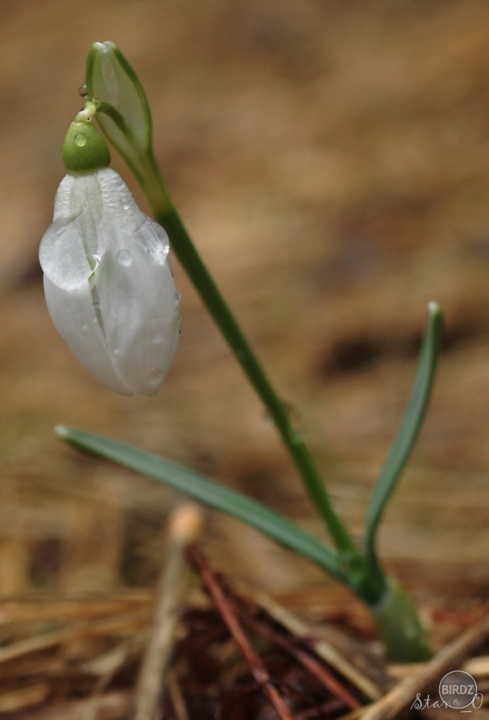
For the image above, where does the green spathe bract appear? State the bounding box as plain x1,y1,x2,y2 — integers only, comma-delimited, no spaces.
86,41,152,151
86,42,154,188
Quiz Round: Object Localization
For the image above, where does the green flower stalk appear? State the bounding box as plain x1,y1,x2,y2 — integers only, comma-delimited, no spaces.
49,41,445,662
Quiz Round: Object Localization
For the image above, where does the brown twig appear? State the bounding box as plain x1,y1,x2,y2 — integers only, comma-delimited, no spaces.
8,690,133,720
167,670,190,720
186,543,296,720
83,637,147,720
228,589,361,710
359,613,489,720
242,611,361,710
133,505,202,720
0,610,150,664
254,591,383,701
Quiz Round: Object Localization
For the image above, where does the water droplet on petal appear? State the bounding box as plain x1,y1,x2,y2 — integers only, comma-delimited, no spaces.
117,250,133,267
138,218,169,264
151,329,163,345
149,367,164,385
122,202,131,211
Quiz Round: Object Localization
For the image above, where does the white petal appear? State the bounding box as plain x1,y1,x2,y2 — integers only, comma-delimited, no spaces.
40,168,180,396
39,218,94,291
54,172,102,225
95,246,179,396
43,276,132,395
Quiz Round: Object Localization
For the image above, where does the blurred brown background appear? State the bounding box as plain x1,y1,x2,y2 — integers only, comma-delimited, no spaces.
0,0,488,604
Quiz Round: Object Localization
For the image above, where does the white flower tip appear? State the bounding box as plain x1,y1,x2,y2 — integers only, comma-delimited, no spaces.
92,40,116,53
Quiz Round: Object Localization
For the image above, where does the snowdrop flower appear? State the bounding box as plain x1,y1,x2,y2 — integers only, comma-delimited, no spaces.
39,104,180,396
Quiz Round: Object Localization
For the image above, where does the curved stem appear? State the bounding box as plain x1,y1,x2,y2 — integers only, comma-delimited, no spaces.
139,152,356,558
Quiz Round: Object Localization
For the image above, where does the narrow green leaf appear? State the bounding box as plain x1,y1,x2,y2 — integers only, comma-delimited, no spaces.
56,426,344,581
364,302,443,573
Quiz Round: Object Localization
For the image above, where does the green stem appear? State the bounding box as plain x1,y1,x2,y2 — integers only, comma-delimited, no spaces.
370,578,432,662
138,151,356,558
154,194,432,661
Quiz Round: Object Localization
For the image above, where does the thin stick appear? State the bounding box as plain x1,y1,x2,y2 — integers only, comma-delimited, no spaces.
245,613,361,710
187,544,296,720
13,690,133,720
255,591,383,701
167,671,189,720
0,610,150,664
359,614,489,720
133,505,202,720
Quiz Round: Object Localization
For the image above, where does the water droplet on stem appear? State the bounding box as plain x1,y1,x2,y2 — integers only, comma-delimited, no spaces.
74,133,87,147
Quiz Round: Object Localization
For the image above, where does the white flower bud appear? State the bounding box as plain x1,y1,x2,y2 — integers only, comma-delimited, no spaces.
39,168,180,396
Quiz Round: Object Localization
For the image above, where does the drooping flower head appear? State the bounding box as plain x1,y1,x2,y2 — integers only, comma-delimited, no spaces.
39,103,180,396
